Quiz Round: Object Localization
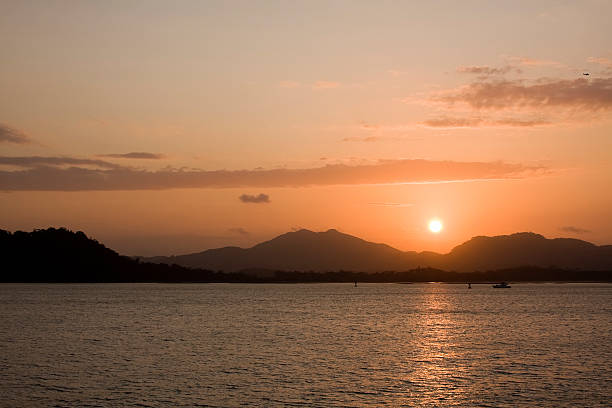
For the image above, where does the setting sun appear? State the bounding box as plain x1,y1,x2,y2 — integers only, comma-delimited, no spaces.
1,2,611,407
429,219,443,233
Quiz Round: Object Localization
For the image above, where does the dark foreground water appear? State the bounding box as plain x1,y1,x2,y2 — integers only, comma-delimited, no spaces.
1,283,611,407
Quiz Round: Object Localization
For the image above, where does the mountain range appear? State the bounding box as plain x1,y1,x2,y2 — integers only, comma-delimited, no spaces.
144,229,612,272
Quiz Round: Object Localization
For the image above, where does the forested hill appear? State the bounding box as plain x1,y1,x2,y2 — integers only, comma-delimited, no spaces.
0,228,223,282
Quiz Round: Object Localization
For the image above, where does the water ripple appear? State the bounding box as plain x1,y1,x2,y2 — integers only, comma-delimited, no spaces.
0,283,611,407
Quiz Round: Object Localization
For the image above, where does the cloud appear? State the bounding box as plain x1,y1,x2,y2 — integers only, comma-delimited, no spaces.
0,156,544,191
313,81,340,90
228,227,250,236
493,118,552,127
0,124,30,144
506,56,563,67
0,156,120,169
359,122,379,130
434,77,612,111
559,226,591,234
587,57,612,74
422,117,484,128
239,193,270,203
422,116,551,128
99,152,166,159
342,136,381,142
587,57,612,67
457,65,521,76
355,122,414,132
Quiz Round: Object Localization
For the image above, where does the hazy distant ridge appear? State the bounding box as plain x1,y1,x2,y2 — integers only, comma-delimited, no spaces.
144,229,612,272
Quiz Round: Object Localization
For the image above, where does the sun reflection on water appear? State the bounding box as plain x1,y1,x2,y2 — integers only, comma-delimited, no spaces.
399,285,481,406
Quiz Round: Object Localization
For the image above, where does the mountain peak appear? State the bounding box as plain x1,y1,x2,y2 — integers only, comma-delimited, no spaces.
276,228,345,240
445,231,608,271
467,232,544,242
291,228,314,234
508,232,545,239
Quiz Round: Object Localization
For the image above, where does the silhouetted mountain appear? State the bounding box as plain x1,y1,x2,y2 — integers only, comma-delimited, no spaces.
145,229,612,272
441,232,612,271
146,229,412,272
1,228,610,282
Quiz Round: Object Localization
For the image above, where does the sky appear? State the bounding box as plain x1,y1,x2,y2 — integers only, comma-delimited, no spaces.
1,0,611,256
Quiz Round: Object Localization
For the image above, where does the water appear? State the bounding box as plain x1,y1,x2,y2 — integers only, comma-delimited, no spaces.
1,283,610,407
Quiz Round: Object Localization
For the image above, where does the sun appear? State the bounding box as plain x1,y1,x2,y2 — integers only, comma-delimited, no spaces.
428,219,443,233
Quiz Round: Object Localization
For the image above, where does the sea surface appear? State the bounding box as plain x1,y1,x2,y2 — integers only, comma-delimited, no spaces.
1,283,611,407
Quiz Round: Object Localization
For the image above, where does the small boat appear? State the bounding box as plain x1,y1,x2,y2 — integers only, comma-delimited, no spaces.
493,282,511,288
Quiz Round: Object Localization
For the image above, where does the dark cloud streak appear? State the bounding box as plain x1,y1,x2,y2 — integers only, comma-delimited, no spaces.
457,65,520,76
0,124,30,144
100,152,166,159
239,193,270,203
559,226,591,234
436,78,612,111
0,156,120,169
422,117,551,128
0,157,544,191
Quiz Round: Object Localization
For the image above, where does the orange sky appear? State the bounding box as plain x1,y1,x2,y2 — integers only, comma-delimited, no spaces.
1,1,611,255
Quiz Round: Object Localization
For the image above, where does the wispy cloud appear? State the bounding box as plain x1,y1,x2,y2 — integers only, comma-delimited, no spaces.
239,193,270,203
587,56,612,68
434,77,612,111
422,116,551,128
359,122,380,130
0,156,120,169
357,122,417,132
99,152,166,159
493,118,553,127
422,117,483,128
0,124,31,144
559,226,591,234
342,136,381,142
506,56,563,67
0,157,544,191
457,65,521,76
313,81,340,90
